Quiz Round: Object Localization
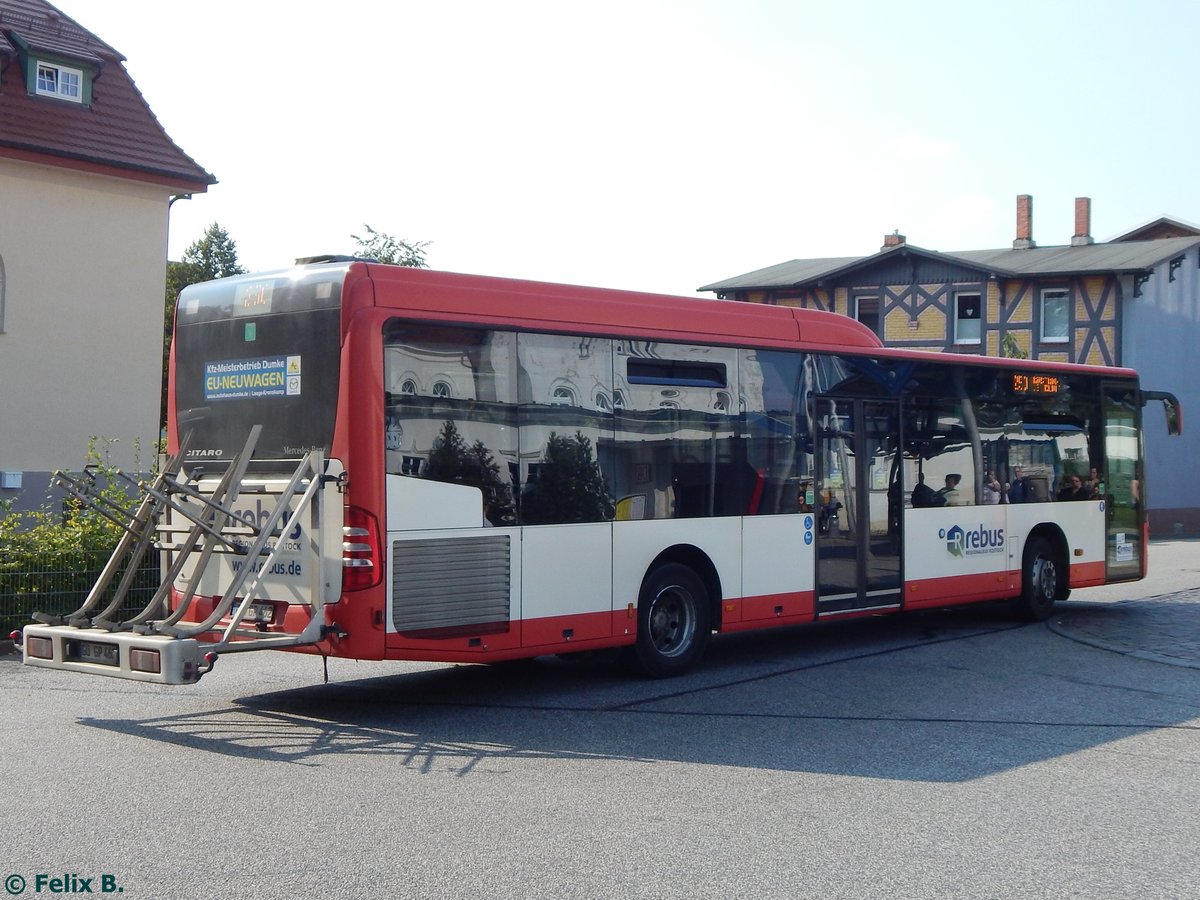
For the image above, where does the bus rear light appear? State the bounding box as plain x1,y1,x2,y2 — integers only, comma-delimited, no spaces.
342,506,382,591
129,648,161,674
26,635,53,660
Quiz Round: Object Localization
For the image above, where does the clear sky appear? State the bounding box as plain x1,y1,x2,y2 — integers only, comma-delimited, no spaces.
56,0,1200,296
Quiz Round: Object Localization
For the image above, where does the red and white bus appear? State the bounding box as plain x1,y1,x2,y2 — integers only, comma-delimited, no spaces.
19,260,1181,683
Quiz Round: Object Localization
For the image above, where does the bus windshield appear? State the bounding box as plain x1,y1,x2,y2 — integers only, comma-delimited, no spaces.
172,266,345,461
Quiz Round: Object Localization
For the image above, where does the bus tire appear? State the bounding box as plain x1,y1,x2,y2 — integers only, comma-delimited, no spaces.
627,563,711,678
1012,537,1061,622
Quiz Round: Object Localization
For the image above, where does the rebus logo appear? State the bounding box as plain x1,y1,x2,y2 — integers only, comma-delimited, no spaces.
939,524,1004,558
234,498,303,541
943,525,966,558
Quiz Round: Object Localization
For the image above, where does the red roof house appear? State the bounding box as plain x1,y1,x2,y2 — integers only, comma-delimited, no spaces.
0,0,214,504
0,0,213,190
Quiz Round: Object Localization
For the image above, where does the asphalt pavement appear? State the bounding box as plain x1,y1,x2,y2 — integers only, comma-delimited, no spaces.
5,540,1199,665
1051,538,1200,668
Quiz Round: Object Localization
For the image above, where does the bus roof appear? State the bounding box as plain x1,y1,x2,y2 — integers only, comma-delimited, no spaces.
352,262,883,354
321,261,1136,380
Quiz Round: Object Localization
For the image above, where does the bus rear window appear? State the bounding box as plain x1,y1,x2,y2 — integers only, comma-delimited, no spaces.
173,269,343,462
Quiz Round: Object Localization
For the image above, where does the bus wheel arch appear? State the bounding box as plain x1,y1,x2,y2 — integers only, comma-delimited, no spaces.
626,546,719,678
1012,525,1070,622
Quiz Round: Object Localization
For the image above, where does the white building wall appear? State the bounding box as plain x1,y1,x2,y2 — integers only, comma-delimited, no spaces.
0,156,170,479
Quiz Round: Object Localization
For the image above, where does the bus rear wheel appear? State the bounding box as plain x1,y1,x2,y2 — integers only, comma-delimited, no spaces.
627,563,711,678
1012,537,1062,622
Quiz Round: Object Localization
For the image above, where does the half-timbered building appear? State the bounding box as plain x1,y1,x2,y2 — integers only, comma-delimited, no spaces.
701,196,1200,534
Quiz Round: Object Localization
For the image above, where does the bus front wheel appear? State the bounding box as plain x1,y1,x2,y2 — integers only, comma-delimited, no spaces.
627,563,711,678
1012,537,1062,622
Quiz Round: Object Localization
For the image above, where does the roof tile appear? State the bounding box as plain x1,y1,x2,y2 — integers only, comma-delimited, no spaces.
0,0,214,189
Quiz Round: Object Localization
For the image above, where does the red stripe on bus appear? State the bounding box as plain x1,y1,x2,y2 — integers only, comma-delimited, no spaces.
724,592,816,630
1069,560,1107,588
904,571,1020,609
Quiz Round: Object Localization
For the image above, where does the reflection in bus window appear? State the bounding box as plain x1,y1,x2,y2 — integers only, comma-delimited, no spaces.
905,364,1102,506
903,397,977,507
383,324,518,525
517,333,615,525
741,349,812,515
613,341,742,519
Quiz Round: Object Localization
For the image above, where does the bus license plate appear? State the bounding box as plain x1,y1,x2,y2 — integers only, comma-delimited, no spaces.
66,639,119,667
230,600,274,623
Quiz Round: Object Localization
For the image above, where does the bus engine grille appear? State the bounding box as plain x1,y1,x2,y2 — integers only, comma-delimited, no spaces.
391,535,512,637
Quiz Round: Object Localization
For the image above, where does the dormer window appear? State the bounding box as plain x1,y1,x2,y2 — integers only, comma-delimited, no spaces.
36,62,83,102
7,31,99,107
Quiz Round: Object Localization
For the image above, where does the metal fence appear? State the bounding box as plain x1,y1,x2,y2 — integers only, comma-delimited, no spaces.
0,554,160,635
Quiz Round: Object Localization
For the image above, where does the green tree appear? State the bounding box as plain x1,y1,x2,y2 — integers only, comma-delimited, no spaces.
176,222,246,281
162,223,248,428
521,431,615,525
1001,332,1029,359
351,224,430,268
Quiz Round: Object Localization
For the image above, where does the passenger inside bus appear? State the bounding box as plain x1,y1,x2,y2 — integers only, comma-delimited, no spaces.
911,473,938,507
1057,474,1093,501
983,471,1003,504
936,474,965,506
1008,466,1029,502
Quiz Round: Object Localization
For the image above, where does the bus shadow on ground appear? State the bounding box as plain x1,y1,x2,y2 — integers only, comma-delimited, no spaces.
78,604,1200,783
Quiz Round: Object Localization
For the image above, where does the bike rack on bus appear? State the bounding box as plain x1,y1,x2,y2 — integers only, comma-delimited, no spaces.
19,426,342,684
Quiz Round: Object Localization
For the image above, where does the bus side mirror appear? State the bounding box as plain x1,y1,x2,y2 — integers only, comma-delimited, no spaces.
1143,390,1182,436
1166,403,1182,436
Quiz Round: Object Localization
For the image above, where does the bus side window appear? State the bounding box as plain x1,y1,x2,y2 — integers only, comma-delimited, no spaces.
516,334,615,525
383,324,519,526
612,342,740,520
903,385,978,507
741,348,811,515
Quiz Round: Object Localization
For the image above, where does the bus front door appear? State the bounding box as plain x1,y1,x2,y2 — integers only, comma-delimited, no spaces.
1102,383,1144,580
815,398,903,615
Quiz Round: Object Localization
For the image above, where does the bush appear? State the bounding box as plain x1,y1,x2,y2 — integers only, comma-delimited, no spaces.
0,438,158,633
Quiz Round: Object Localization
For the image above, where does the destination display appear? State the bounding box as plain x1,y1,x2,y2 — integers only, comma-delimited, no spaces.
1011,372,1061,395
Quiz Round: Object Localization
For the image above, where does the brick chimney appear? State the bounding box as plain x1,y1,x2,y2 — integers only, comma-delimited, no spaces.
1072,197,1094,246
882,230,906,251
1013,194,1035,249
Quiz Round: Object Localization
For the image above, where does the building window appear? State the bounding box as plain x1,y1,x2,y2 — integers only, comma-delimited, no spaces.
35,62,84,102
1040,289,1070,343
954,293,982,344
550,385,576,406
854,296,879,335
